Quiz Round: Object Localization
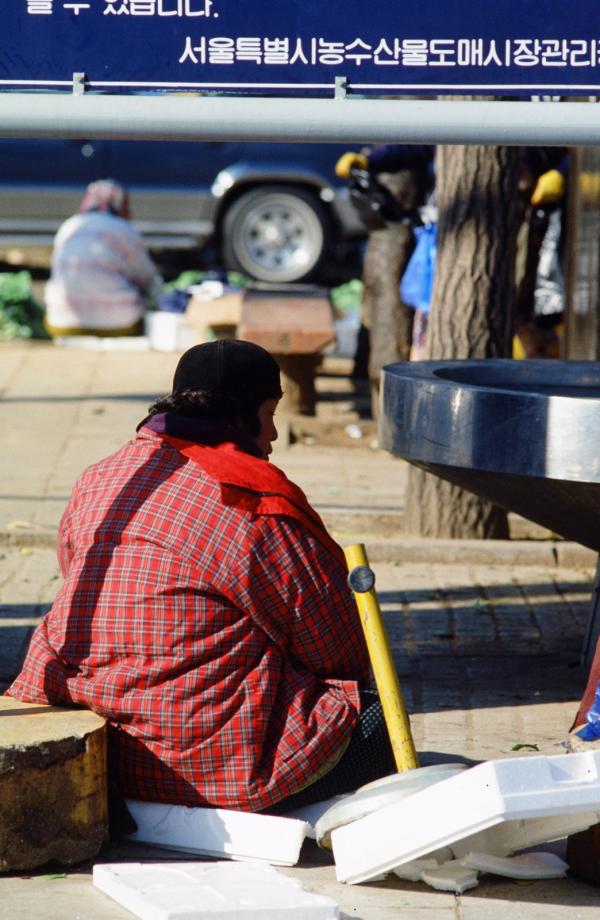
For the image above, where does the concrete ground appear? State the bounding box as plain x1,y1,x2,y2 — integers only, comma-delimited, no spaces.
1,341,600,918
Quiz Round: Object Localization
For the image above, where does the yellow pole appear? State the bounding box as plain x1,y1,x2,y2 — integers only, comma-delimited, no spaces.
344,543,419,773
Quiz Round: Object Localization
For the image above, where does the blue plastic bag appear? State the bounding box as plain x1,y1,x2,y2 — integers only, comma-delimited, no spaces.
400,223,437,314
157,290,190,314
575,683,600,740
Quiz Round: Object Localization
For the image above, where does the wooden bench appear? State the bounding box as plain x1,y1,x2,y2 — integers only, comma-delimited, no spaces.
0,696,108,871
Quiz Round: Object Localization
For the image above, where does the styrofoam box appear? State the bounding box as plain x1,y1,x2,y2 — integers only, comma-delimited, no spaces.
144,311,196,352
125,800,309,867
331,750,600,884
93,861,339,919
332,315,359,358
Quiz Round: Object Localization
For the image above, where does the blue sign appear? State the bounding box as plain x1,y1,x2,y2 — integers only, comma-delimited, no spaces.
2,1,600,95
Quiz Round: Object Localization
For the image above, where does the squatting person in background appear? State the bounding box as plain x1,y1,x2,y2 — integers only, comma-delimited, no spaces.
44,178,162,338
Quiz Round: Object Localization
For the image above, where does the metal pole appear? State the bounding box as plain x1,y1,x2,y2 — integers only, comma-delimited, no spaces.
344,543,419,773
0,94,598,145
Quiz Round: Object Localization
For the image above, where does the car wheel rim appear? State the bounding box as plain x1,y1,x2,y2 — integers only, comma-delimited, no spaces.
233,195,323,282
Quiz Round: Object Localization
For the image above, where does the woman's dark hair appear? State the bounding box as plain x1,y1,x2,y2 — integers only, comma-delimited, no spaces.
147,387,262,435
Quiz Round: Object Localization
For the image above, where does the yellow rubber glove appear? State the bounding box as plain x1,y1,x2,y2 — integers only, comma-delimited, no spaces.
335,151,369,178
580,171,600,205
530,169,565,206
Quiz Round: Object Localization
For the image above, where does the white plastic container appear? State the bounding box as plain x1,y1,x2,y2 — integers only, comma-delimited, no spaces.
145,311,196,352
332,313,360,358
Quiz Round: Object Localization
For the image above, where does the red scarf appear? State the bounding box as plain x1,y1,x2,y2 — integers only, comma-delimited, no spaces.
151,432,344,562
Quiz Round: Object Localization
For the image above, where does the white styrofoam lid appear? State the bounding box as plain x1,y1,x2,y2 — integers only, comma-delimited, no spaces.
315,763,467,846
125,800,309,867
94,861,339,919
331,750,600,884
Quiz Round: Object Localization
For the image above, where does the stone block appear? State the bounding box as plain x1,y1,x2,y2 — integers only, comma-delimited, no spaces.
0,696,108,871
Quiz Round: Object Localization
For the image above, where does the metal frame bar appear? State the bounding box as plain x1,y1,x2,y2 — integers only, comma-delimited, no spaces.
0,93,599,145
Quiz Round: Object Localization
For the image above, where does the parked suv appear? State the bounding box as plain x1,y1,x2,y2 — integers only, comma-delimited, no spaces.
0,138,365,283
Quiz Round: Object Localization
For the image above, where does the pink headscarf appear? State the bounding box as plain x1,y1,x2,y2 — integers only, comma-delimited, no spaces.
79,179,130,218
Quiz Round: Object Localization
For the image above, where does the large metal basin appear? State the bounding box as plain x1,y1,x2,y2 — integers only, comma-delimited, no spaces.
379,359,600,552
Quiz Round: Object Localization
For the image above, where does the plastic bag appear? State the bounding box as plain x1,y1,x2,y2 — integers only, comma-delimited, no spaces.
534,209,564,317
575,684,600,740
157,290,190,314
400,223,437,313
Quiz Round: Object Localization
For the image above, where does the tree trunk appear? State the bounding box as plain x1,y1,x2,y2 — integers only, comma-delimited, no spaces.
361,170,420,417
405,144,518,539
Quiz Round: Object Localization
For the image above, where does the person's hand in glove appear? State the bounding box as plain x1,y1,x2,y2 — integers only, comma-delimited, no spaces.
530,169,565,206
335,151,369,178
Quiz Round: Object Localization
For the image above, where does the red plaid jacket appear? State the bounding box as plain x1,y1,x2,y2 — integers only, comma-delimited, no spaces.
8,429,369,811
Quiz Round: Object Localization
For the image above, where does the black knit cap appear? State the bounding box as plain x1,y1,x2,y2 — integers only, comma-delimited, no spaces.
172,339,282,410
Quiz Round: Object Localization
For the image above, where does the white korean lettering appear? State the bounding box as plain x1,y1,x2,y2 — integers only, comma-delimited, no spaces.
289,38,309,65
128,0,156,13
457,38,482,66
27,0,53,11
344,38,372,65
540,39,568,66
103,0,128,13
456,39,501,67
429,39,456,66
236,38,262,63
208,37,234,63
263,38,290,65
63,2,90,11
316,38,345,66
179,35,205,63
373,38,400,65
182,0,214,15
483,39,503,67
512,39,541,66
568,39,593,66
117,29,600,77
401,39,428,66
104,0,213,14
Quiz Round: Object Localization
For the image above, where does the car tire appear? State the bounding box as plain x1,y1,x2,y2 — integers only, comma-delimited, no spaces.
222,185,331,283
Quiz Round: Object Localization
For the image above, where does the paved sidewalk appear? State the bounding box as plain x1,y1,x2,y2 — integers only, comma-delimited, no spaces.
1,341,600,918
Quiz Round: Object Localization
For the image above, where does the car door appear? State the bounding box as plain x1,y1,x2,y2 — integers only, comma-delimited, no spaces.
106,139,244,248
0,138,109,244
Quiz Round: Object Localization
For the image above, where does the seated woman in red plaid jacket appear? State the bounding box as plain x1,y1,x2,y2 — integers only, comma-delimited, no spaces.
7,339,395,815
